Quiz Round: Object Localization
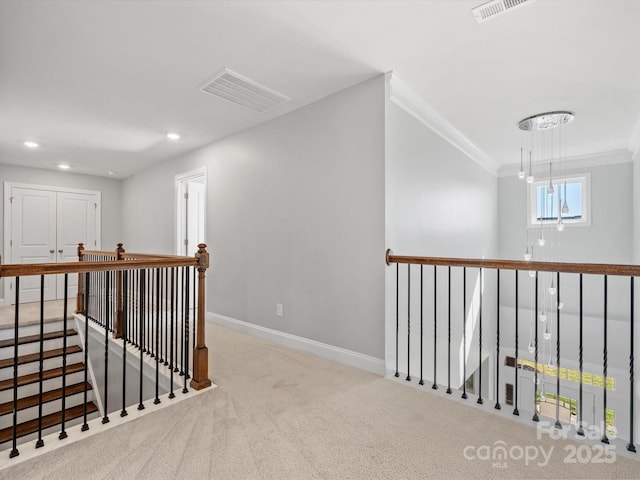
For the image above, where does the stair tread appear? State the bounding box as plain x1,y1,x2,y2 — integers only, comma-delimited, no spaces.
0,402,99,444
0,382,92,416
0,345,83,369
0,329,78,349
0,363,85,392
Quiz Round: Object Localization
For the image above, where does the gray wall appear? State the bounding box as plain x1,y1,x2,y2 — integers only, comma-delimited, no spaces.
384,99,499,381
122,76,386,359
498,162,633,264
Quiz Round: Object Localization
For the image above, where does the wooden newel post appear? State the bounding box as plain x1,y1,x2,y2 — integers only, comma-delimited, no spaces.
191,243,212,390
76,243,85,314
114,243,125,339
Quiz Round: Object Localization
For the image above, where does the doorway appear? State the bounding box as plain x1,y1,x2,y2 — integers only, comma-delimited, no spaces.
4,182,101,303
176,169,206,256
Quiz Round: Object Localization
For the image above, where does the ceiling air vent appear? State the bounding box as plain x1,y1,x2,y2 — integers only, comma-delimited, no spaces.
198,68,290,113
472,0,535,23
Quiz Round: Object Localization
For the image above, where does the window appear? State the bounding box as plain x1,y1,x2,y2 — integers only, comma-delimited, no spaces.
528,174,590,227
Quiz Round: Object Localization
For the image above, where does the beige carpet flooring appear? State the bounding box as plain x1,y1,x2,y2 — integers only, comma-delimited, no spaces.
1,323,639,479
0,300,76,329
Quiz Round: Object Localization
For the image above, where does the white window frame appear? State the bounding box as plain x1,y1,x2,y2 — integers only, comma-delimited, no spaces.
527,173,591,227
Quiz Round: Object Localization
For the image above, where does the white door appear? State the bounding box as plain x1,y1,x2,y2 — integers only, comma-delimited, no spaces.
185,180,205,256
176,170,206,256
7,184,100,303
10,188,57,302
56,191,98,298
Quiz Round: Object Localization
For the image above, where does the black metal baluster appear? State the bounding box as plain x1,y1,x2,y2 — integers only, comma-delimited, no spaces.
121,270,128,418
495,269,501,410
102,271,110,424
433,266,438,390
406,264,411,382
555,272,561,429
419,265,424,386
174,268,179,374
179,267,185,377
183,267,190,393
533,272,539,422
10,277,20,458
133,270,138,348
154,268,161,405
169,268,176,399
477,268,484,405
164,269,169,366
395,263,399,378
514,270,520,416
462,267,467,400
577,274,584,436
447,266,452,394
602,275,609,444
59,274,69,439
36,275,45,448
138,269,146,411
628,277,636,452
148,270,154,358
82,272,90,431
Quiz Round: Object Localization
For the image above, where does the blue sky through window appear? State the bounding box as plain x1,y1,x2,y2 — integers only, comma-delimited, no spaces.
535,181,582,221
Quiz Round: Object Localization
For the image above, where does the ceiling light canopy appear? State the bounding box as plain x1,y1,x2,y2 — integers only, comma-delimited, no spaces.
518,111,574,132
24,141,39,148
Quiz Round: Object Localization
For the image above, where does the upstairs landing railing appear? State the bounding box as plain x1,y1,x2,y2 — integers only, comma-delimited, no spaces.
0,244,211,459
386,249,638,453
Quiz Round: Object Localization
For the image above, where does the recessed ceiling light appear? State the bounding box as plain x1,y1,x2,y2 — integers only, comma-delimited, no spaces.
58,164,70,170
167,132,180,140
108,170,117,176
24,141,39,148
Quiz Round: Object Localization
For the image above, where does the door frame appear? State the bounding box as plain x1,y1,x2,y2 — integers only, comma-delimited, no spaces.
175,167,207,256
3,181,102,304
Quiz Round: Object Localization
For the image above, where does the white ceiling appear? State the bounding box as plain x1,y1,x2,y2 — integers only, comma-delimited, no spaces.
1,1,639,178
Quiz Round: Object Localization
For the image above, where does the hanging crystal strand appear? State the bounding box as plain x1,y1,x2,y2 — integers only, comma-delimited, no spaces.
544,315,552,340
528,281,535,354
518,145,525,179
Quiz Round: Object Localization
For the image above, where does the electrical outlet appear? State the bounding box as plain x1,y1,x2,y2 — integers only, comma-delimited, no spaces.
276,303,283,317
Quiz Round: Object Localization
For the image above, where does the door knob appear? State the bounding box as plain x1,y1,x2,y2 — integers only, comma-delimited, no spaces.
58,249,63,253
50,249,55,254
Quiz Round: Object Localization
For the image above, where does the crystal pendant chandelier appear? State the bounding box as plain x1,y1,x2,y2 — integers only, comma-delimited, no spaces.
518,111,574,369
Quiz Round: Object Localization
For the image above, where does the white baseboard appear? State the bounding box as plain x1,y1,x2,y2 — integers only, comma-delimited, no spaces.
207,312,385,375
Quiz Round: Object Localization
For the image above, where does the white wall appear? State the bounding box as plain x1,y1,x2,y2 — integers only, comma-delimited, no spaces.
384,95,499,384
122,76,386,359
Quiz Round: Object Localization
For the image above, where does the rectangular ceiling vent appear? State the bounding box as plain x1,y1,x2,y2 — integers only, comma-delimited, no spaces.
472,0,535,23
198,68,290,113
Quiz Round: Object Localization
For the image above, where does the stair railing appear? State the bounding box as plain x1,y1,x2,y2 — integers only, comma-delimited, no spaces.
0,244,211,458
386,249,638,453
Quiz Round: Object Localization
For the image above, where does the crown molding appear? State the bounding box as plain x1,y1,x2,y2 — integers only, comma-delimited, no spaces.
386,73,498,175
497,149,632,178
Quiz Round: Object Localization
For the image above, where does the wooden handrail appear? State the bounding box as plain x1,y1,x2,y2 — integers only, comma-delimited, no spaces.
0,257,199,277
385,249,640,277
1,242,212,391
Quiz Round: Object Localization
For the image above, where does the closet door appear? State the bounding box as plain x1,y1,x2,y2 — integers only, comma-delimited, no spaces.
56,191,98,299
10,188,57,302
